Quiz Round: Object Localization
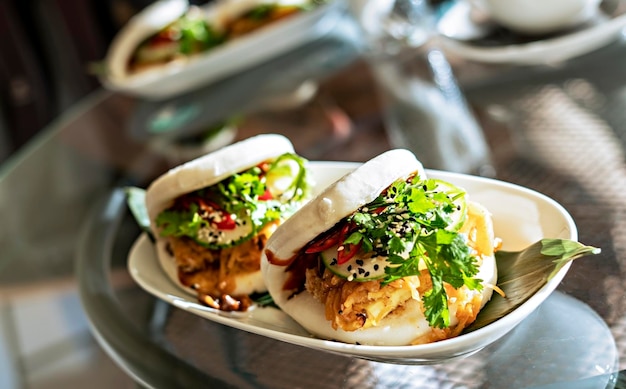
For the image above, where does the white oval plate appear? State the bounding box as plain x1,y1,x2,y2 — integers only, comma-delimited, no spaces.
101,0,343,99
127,161,577,364
437,0,626,64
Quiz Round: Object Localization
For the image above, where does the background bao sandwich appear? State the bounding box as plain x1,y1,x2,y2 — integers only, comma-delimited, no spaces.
146,134,310,311
262,149,498,346
128,0,322,75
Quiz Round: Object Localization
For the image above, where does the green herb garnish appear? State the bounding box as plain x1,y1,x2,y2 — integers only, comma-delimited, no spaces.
155,153,310,249
177,16,224,54
344,176,478,329
463,239,601,332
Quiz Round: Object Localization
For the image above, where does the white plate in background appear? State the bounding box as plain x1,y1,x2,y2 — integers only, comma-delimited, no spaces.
437,0,626,64
101,0,343,99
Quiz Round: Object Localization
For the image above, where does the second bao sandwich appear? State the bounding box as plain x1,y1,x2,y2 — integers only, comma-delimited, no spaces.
146,134,310,311
261,149,498,346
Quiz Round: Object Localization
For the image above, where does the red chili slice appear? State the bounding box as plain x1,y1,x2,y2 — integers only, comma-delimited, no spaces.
213,213,236,230
258,189,273,201
337,241,362,265
305,222,353,254
304,231,341,254
195,198,236,230
373,206,387,214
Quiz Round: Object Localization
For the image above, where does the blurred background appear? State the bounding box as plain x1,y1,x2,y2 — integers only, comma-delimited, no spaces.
0,0,184,163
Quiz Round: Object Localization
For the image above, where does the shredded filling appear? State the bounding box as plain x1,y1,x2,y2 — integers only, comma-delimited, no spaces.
166,222,277,311
303,201,498,344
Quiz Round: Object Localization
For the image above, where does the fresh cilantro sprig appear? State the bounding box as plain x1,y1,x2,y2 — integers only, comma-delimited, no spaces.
344,176,481,329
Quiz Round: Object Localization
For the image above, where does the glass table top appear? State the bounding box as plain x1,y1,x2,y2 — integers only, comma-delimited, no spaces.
2,4,626,388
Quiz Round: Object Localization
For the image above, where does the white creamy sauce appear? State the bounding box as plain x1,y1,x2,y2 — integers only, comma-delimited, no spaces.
197,214,253,246
321,245,389,281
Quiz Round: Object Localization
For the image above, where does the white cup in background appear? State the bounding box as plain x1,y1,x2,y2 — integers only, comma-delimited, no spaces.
468,0,602,35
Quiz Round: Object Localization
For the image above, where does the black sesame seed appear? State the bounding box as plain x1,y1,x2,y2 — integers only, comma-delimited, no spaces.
358,268,365,274
374,264,379,271
347,265,352,271
364,272,370,277
356,259,364,266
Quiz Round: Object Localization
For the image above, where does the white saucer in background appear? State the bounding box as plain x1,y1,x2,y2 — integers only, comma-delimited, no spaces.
436,0,626,64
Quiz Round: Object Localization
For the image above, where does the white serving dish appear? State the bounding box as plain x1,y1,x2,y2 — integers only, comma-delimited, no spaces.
127,161,577,363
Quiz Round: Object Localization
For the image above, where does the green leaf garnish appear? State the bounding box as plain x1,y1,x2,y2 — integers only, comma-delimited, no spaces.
423,275,449,329
344,176,476,328
463,239,601,332
156,204,208,240
540,239,601,279
124,187,153,241
155,152,310,249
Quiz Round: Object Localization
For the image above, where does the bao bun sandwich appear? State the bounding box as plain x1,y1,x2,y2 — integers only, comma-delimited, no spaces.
128,0,322,75
261,150,498,346
146,134,310,311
